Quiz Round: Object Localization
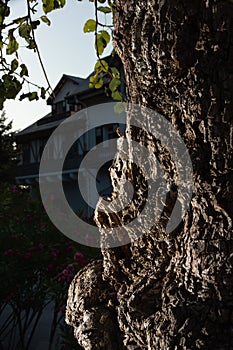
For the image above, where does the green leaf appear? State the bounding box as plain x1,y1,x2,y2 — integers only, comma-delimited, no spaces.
89,75,98,83
111,67,120,78
89,74,97,88
6,34,19,55
19,93,30,101
94,60,109,73
89,74,104,89
0,3,10,26
98,0,106,3
42,0,66,14
97,6,112,13
109,78,121,92
40,87,46,99
114,102,126,114
19,23,31,39
42,0,53,14
10,59,18,73
83,19,96,33
112,90,122,101
95,79,103,89
96,37,105,55
28,92,39,101
2,75,22,99
20,64,29,77
31,20,40,30
0,97,5,110
26,39,36,50
104,86,110,97
99,30,110,44
95,31,110,55
40,15,51,26
20,92,39,101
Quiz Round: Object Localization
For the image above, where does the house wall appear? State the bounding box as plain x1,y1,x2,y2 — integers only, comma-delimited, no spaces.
63,181,88,215
53,81,79,104
16,71,126,218
63,165,112,217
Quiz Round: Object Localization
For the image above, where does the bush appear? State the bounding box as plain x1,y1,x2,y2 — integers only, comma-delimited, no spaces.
0,183,100,349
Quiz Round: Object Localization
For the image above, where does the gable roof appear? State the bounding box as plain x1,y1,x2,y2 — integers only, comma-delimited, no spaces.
16,54,123,139
16,112,54,139
47,53,122,105
47,74,89,105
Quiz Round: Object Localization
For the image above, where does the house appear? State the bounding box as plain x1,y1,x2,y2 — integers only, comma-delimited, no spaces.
16,55,125,217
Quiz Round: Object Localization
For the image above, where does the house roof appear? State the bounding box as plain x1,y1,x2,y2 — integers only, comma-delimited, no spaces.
16,112,56,138
47,74,90,105
16,54,123,140
47,53,122,104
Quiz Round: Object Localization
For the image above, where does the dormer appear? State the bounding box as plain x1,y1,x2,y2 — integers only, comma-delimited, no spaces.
47,75,87,118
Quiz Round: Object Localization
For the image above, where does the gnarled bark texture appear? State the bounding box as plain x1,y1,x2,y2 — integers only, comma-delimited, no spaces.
66,1,233,348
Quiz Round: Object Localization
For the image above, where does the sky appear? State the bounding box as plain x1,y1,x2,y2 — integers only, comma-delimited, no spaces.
5,0,112,131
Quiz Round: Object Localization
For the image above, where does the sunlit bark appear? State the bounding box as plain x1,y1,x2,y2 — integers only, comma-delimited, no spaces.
66,1,233,348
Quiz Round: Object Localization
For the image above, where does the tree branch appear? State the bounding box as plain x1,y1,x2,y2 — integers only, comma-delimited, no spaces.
26,0,54,98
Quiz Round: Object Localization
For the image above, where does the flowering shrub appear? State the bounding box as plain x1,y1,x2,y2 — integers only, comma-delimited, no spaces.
0,183,100,349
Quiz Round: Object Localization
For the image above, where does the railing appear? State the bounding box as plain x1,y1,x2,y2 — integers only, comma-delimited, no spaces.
16,156,84,178
16,146,117,180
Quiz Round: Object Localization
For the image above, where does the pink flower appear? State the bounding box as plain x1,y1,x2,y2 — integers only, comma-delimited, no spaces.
67,263,75,271
51,248,59,260
74,252,84,261
11,185,18,193
62,269,69,276
74,252,86,266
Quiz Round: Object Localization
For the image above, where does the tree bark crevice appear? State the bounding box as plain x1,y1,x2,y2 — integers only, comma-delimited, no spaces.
66,1,233,348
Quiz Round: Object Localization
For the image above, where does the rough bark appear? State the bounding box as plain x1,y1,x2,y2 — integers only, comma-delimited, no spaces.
66,1,233,349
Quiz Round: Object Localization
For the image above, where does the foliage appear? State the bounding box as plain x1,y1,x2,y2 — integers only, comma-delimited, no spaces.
0,182,100,349
0,0,53,109
83,0,125,101
0,0,124,110
0,112,18,183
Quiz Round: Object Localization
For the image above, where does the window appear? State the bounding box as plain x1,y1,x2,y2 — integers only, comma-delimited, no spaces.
52,101,66,115
107,124,118,140
95,127,103,144
95,124,119,146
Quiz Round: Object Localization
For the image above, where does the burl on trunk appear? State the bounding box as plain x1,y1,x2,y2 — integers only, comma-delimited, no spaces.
66,1,233,349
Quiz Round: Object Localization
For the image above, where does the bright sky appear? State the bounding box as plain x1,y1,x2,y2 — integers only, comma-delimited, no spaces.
5,0,112,131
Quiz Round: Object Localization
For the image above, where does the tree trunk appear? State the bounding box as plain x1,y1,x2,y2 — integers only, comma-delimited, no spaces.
66,1,233,348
